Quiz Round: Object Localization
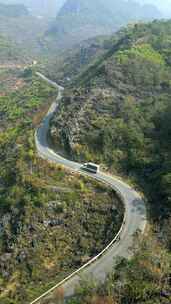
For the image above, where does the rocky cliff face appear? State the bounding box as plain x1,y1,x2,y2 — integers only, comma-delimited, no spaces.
49,87,117,161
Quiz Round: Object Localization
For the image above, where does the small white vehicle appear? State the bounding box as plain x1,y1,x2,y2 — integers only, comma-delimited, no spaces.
81,162,100,174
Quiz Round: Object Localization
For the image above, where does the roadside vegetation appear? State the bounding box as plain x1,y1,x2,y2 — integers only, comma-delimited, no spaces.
65,234,171,304
1,8,171,304
50,19,171,224
0,70,123,304
49,20,171,303
39,233,171,304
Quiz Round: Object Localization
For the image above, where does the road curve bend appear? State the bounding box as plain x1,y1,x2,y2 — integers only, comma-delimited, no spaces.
32,72,147,303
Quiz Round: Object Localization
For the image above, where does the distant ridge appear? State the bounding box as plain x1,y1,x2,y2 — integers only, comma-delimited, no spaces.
0,0,63,17
0,3,29,17
47,0,161,49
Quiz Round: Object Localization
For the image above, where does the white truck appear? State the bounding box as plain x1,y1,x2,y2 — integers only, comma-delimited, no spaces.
81,162,100,174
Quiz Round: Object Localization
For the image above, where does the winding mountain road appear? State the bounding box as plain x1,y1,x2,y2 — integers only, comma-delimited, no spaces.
32,72,147,303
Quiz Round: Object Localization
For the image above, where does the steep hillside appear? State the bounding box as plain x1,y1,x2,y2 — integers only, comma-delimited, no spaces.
50,20,171,225
43,35,111,83
47,0,161,49
0,68,123,303
47,234,171,304
48,20,171,303
0,11,49,60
